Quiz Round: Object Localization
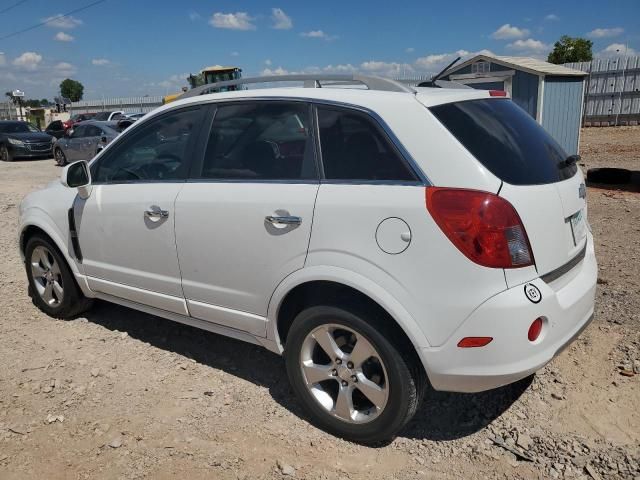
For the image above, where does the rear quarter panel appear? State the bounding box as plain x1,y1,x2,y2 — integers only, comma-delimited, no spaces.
306,184,508,347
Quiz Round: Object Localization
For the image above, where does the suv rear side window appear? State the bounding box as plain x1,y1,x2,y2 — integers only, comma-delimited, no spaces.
199,102,316,181
317,106,418,182
430,99,576,185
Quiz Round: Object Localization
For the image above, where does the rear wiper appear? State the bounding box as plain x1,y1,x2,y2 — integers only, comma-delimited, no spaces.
559,154,580,169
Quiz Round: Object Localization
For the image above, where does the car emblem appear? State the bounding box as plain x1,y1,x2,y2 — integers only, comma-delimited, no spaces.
578,183,586,199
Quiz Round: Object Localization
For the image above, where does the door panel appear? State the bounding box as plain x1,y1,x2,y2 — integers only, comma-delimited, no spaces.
175,100,319,334
175,183,318,332
76,183,187,314
77,106,204,314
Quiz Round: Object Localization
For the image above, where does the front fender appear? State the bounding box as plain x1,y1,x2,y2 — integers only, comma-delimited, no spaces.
19,207,92,297
266,265,432,355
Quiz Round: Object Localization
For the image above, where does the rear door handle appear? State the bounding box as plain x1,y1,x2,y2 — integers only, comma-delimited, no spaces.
145,206,169,219
265,215,302,226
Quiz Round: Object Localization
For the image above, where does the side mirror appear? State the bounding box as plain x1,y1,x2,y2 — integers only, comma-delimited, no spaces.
100,136,107,143
61,161,92,199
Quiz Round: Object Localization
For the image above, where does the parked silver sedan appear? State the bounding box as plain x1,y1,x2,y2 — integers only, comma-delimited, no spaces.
53,121,122,166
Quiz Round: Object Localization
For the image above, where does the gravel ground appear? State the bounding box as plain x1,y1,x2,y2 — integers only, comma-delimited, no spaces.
0,127,639,480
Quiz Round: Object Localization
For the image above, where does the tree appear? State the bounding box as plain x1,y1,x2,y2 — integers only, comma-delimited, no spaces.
547,36,593,64
59,78,84,102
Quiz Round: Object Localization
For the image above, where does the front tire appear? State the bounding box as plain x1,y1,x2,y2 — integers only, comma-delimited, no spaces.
1,144,13,162
25,234,92,319
284,305,424,444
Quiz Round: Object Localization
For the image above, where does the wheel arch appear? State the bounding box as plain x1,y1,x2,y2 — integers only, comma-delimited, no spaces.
267,266,431,375
19,213,80,276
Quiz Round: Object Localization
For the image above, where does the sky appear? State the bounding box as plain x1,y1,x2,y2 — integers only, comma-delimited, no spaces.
0,0,638,100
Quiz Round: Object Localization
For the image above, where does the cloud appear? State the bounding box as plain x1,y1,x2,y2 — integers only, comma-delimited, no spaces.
148,73,189,89
506,38,550,54
91,58,110,66
321,64,358,73
587,27,624,39
209,12,256,30
261,66,290,76
188,11,201,21
54,31,74,42
599,43,637,56
12,52,43,71
360,61,413,77
271,8,292,30
0,53,6,66
545,14,559,21
264,59,272,66
414,49,471,70
301,30,337,41
406,47,415,53
42,14,82,29
230,51,239,57
53,62,77,75
491,24,530,40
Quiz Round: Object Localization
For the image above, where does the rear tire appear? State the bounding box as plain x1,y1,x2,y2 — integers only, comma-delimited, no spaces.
1,144,13,162
24,234,93,319
284,305,424,444
54,148,67,166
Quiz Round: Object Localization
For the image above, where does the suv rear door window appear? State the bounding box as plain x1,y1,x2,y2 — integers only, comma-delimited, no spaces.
429,99,576,185
316,106,418,182
199,102,316,181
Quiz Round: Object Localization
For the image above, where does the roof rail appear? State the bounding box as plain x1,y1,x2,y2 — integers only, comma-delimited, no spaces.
179,74,416,99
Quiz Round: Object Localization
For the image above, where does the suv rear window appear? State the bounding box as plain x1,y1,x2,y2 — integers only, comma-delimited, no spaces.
430,99,576,185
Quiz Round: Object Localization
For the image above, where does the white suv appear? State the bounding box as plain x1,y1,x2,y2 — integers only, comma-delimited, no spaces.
18,75,597,443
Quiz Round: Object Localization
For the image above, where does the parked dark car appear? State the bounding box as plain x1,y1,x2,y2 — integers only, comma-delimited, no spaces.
44,120,66,139
0,121,55,162
53,120,122,165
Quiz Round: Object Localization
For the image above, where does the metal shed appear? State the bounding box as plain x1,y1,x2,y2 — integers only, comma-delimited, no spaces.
440,54,588,155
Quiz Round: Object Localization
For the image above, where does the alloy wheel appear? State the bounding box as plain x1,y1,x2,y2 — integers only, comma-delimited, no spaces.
299,324,389,424
30,246,64,307
54,149,66,166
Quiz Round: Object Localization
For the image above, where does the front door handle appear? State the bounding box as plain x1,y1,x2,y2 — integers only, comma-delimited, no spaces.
265,215,302,226
145,206,169,219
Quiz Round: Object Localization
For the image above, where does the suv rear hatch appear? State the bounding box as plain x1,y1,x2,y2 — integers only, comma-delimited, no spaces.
429,98,587,278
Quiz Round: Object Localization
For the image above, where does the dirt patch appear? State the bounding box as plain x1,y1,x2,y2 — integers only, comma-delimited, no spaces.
0,128,639,479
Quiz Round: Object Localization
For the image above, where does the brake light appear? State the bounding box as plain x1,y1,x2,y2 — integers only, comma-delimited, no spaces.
426,187,534,268
489,90,507,97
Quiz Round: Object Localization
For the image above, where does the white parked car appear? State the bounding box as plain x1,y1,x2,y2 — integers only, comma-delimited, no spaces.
18,75,597,443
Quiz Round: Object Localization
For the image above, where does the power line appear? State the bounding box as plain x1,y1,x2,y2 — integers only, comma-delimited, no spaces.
0,0,107,41
0,0,28,15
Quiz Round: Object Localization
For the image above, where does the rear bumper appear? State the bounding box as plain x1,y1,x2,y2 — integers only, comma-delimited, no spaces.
422,232,597,393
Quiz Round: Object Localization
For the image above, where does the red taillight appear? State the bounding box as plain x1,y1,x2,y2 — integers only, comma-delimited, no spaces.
528,317,543,342
457,337,493,348
489,90,507,97
426,187,534,268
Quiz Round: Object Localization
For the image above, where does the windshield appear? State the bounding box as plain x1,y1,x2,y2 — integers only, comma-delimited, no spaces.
430,99,576,185
0,122,40,133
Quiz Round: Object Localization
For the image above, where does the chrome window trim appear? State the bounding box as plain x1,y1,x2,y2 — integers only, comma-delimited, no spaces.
109,95,432,187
